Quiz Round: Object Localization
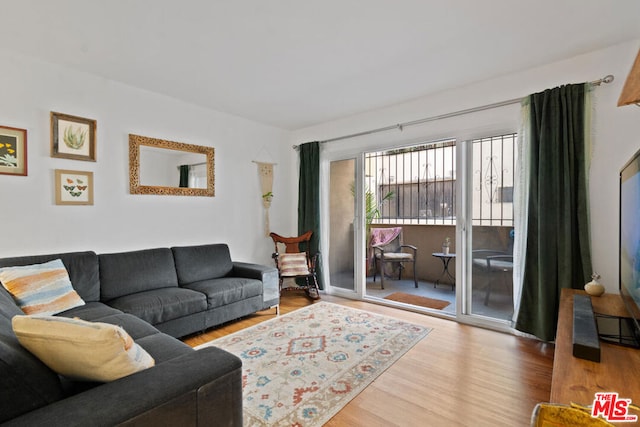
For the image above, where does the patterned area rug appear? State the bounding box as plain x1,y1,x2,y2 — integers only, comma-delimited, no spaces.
197,301,431,426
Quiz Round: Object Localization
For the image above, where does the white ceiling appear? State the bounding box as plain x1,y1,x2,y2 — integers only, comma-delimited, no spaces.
1,0,639,130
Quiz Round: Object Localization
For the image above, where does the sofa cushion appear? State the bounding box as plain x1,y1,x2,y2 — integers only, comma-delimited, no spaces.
100,248,179,301
95,313,162,340
134,333,193,363
59,301,125,320
59,303,161,340
12,315,155,382
107,287,207,325
183,277,263,309
0,259,85,315
0,251,100,302
0,286,23,319
0,317,64,424
171,244,233,285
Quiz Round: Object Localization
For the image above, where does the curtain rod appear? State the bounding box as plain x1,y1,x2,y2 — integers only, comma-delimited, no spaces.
292,74,614,149
176,161,207,170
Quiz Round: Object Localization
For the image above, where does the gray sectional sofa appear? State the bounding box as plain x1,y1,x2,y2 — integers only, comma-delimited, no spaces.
0,243,279,426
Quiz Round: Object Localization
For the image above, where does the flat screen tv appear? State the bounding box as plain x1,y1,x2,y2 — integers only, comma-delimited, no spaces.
597,147,640,348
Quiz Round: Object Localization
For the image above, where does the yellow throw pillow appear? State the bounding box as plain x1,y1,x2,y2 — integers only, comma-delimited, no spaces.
12,315,155,382
278,252,310,276
0,259,85,315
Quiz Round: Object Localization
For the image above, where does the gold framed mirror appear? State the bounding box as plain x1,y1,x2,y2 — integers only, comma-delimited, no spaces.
129,134,215,196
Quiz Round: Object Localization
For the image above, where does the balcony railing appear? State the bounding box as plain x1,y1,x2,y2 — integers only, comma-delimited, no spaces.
365,133,516,227
366,139,456,225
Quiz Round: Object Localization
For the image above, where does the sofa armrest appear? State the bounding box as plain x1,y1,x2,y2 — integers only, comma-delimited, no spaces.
5,347,242,427
232,262,279,309
231,261,276,279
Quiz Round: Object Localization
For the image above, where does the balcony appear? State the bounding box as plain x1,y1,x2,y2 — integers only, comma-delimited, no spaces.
329,223,514,322
329,133,516,322
363,224,514,321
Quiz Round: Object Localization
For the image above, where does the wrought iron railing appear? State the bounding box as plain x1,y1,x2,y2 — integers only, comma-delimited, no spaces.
365,133,516,226
365,139,456,225
472,133,516,226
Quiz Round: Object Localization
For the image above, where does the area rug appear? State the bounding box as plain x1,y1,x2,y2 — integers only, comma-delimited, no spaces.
383,292,450,310
196,301,431,426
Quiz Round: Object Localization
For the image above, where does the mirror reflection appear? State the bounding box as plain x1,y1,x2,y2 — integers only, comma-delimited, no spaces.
139,146,208,189
129,134,215,196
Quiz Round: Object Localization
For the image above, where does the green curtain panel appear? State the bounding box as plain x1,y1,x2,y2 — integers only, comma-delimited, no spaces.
515,83,593,341
298,141,323,289
179,165,189,188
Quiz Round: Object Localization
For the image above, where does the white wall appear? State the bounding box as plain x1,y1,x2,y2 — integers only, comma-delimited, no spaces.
3,40,638,287
292,40,640,294
0,49,294,265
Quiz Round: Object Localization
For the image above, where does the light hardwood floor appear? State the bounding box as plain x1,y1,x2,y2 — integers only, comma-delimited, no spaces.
182,293,554,426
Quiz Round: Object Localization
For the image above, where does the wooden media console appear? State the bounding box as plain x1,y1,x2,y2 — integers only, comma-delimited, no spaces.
551,289,640,406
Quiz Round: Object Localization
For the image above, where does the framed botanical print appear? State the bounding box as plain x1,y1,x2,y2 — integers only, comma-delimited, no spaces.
0,125,27,176
55,169,94,205
51,112,97,161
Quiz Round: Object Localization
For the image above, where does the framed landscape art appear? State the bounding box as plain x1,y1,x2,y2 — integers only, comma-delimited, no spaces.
51,112,97,161
55,169,94,205
0,125,27,176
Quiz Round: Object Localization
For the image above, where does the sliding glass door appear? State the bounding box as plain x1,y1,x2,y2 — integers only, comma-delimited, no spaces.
459,133,517,328
321,131,519,332
327,158,358,293
362,142,457,314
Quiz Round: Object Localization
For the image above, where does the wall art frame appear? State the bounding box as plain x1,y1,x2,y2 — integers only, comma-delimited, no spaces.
0,125,27,176
129,134,215,197
51,111,97,161
55,169,94,205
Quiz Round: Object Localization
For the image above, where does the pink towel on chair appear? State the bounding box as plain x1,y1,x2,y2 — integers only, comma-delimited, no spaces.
368,227,402,269
370,227,402,247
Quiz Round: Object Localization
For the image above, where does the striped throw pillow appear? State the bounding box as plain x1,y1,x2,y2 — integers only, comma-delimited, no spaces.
279,252,310,276
12,315,155,382
0,259,85,315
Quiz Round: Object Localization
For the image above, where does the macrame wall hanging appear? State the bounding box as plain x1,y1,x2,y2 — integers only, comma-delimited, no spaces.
254,161,275,236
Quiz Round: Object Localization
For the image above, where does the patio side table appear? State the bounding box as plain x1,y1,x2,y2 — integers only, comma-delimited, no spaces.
432,252,456,290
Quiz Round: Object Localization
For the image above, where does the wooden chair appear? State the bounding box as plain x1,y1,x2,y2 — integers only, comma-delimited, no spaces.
371,227,418,290
269,231,320,300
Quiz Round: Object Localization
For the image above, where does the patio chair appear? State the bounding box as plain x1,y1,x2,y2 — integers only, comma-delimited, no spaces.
472,229,514,306
472,250,513,306
371,227,418,290
269,231,320,300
